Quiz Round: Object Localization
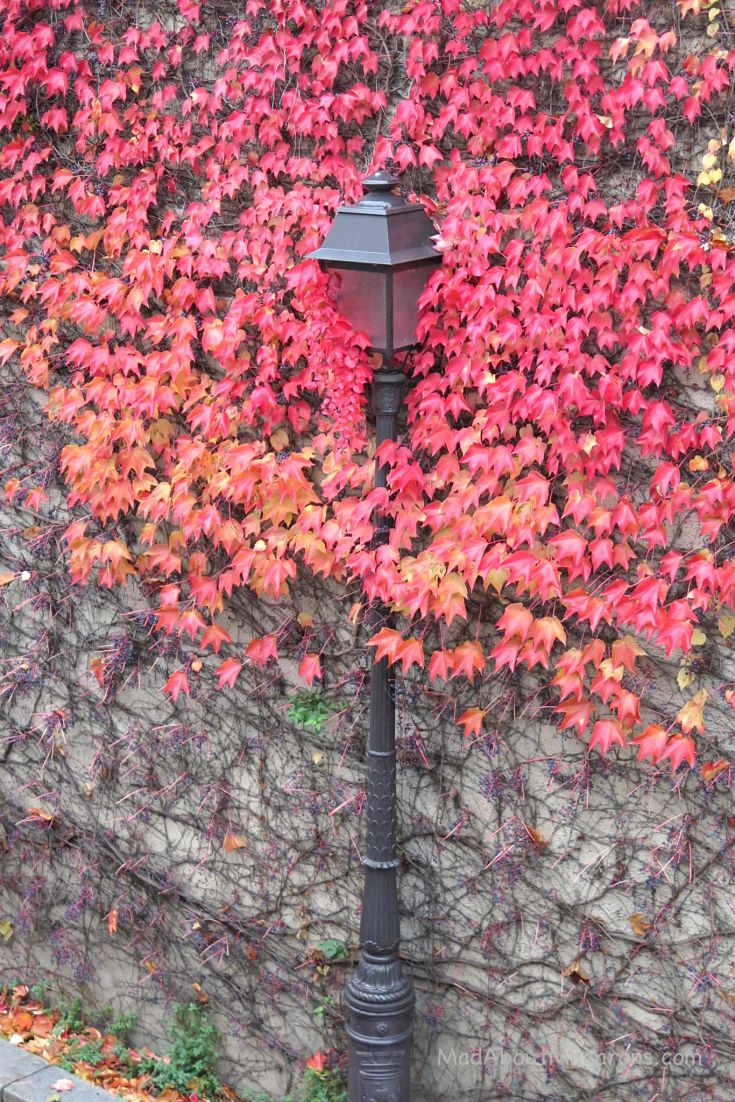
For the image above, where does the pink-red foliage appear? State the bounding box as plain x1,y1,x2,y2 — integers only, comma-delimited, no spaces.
1,0,734,769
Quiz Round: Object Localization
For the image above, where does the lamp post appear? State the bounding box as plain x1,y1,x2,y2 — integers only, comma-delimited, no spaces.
308,172,441,1102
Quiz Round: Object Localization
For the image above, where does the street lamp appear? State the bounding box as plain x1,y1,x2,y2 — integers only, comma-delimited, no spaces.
308,171,441,1102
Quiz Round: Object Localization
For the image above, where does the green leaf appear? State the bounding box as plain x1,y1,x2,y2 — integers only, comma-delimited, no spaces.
316,939,347,961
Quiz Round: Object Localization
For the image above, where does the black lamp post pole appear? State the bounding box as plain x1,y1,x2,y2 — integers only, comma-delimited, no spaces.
344,365,413,1102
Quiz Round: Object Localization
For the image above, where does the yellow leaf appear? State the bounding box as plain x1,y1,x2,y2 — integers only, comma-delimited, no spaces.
311,752,323,765
148,419,174,447
698,171,712,187
677,663,693,692
484,568,508,594
688,454,709,472
692,628,707,646
0,919,13,943
270,428,289,452
707,21,720,35
676,689,707,735
711,373,725,392
629,913,650,936
702,152,718,170
718,613,735,638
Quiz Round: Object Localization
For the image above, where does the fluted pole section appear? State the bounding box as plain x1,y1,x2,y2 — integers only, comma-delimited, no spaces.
344,367,414,1102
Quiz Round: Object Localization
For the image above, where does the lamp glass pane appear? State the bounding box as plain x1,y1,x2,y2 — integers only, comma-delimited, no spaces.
333,269,387,351
392,266,434,349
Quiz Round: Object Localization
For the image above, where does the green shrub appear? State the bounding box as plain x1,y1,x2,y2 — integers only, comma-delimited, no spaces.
55,994,85,1035
143,1002,222,1099
302,1067,347,1102
59,1037,104,1072
287,691,331,734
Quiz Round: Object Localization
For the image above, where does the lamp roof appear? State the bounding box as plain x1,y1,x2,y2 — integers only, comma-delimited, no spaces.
306,172,441,270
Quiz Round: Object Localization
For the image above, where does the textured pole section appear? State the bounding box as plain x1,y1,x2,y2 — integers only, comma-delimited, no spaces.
345,368,414,1102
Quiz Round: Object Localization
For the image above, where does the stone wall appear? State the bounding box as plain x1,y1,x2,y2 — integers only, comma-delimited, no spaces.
1,377,734,1102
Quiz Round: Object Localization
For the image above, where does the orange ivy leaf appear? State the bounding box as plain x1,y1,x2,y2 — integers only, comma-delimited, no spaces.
216,657,243,689
223,831,247,853
368,627,404,664
200,623,232,653
632,725,668,763
588,719,625,755
661,735,696,770
164,669,190,702
245,634,279,665
298,653,322,686
451,641,485,680
457,707,486,739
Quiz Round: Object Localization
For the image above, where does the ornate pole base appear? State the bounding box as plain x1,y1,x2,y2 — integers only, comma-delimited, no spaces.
345,953,414,1102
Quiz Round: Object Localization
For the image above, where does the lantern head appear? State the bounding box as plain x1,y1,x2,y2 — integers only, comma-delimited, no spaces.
307,171,441,361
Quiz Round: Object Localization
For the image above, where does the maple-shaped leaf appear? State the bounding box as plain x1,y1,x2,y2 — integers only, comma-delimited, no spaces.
397,637,425,675
497,603,534,642
611,636,646,671
489,637,522,672
457,707,486,739
676,689,707,735
532,616,566,654
164,669,190,702
555,698,593,736
216,658,243,689
429,648,453,682
245,634,279,666
451,641,485,680
306,1052,327,1074
368,627,404,664
200,623,232,653
177,608,206,640
661,735,696,770
632,724,669,763
298,653,322,686
588,719,625,755
0,339,18,366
